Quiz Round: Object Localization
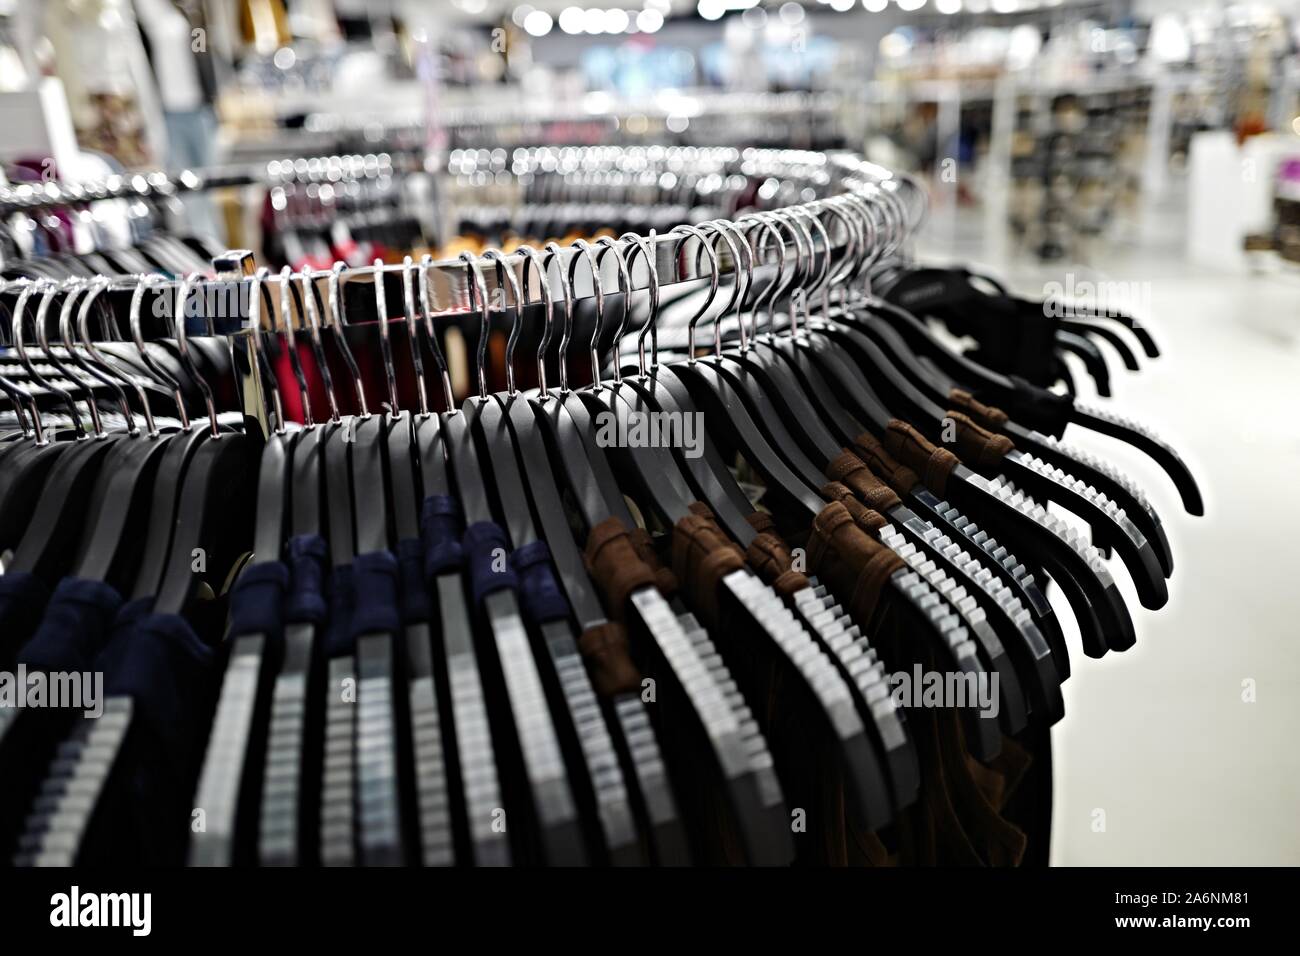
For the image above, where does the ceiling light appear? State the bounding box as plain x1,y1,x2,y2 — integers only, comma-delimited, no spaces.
583,8,607,33
512,5,535,26
863,0,888,11
936,0,961,12
605,8,630,32
779,2,805,24
698,0,726,19
523,9,553,35
896,0,927,12
637,7,664,31
559,6,584,33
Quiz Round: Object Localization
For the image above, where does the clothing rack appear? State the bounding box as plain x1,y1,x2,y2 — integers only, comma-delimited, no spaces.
0,150,427,217
1,148,926,443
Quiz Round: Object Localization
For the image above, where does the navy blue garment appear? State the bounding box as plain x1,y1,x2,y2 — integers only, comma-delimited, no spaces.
17,577,123,673
397,538,430,624
99,610,218,747
351,550,401,637
510,541,571,625
324,565,355,659
0,571,50,664
422,495,465,578
464,521,519,609
226,561,289,639
285,534,329,626
98,608,219,865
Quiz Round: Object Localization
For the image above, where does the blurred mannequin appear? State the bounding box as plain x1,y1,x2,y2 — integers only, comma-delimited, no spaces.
136,0,221,239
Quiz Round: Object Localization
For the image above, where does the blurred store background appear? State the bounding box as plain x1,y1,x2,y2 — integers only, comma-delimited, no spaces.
0,0,1297,865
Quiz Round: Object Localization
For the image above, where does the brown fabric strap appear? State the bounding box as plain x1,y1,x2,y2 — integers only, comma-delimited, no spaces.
824,450,903,512
822,481,889,532
851,432,921,495
882,420,960,496
944,410,1015,471
583,517,659,621
671,512,746,627
745,510,777,535
807,502,905,627
627,526,679,596
848,549,907,631
745,531,811,597
949,388,1010,429
578,622,642,697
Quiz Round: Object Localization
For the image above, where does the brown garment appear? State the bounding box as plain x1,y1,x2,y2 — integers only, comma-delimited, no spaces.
627,526,679,596
822,481,889,532
949,388,1010,429
739,512,812,598
584,517,659,621
825,450,903,514
806,502,905,629
670,512,746,627
577,622,642,696
580,518,657,697
851,431,923,495
880,420,962,495
943,410,1015,471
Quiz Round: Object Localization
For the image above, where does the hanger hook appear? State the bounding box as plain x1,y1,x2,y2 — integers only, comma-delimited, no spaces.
399,256,429,417
739,214,788,339
0,279,44,444
628,229,661,379
791,206,834,318
41,282,105,437
70,277,142,436
277,266,313,427
458,251,492,401
483,249,524,397
130,275,190,431
568,238,605,391
299,272,340,424
668,224,720,364
699,220,747,356
14,281,85,438
249,267,287,436
596,235,635,385
515,245,554,396
371,258,401,414
769,209,812,337
542,242,573,395
417,253,456,412
328,261,369,418
173,272,222,439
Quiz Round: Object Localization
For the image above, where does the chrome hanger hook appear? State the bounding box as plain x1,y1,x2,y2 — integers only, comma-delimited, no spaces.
618,232,659,381
668,224,720,364
328,261,369,418
175,272,221,439
40,282,105,438
249,267,287,436
13,281,85,438
597,235,635,385
130,275,191,432
515,245,554,396
399,256,430,417
568,238,605,391
417,253,456,412
299,272,340,424
69,277,140,437
277,266,314,428
371,257,401,414
458,251,492,401
483,249,525,397
542,242,574,395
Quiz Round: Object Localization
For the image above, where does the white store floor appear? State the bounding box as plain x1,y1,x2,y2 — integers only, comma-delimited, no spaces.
921,214,1300,865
